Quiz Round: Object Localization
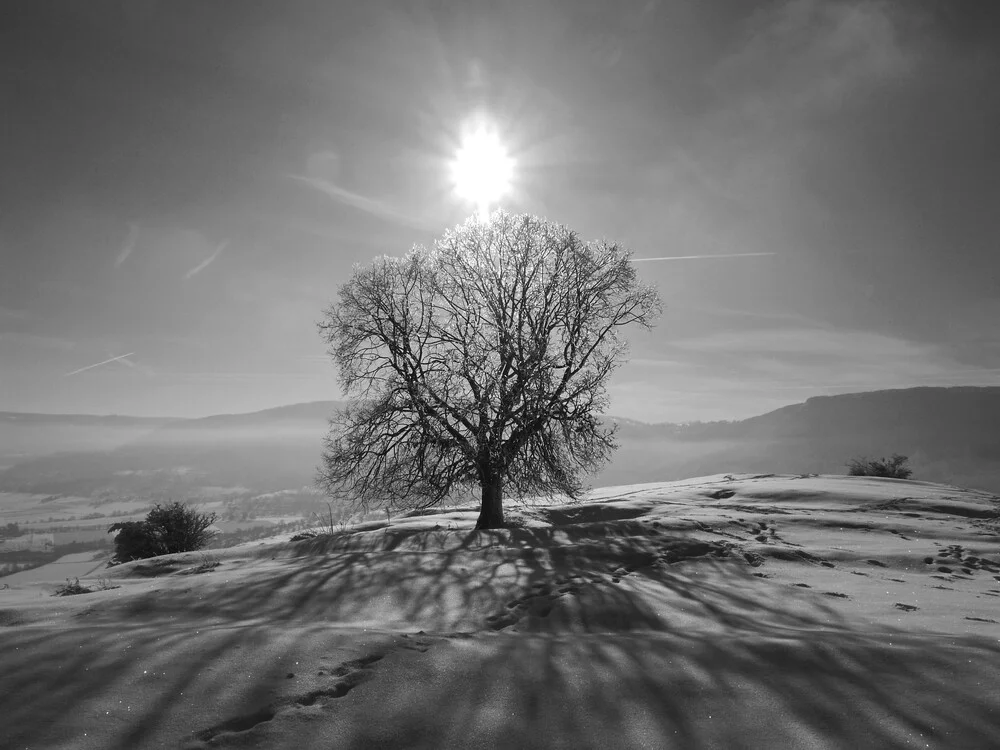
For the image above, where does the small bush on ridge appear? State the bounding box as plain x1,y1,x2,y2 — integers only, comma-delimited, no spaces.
54,577,92,596
846,453,913,479
53,577,118,597
108,501,217,565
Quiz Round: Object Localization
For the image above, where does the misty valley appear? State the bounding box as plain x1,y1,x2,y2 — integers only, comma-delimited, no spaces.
3,386,1000,582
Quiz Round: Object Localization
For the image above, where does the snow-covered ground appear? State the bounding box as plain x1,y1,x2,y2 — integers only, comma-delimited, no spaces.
2,474,999,749
0,550,110,585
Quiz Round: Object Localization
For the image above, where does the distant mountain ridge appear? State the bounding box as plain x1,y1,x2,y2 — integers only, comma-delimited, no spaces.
603,386,1000,491
0,412,180,469
1,386,999,496
694,386,1000,438
150,401,347,430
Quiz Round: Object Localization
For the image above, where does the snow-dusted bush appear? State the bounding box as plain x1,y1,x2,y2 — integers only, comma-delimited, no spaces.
108,502,217,565
846,454,913,479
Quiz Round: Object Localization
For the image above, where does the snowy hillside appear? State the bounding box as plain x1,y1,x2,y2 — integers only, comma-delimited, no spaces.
2,474,999,749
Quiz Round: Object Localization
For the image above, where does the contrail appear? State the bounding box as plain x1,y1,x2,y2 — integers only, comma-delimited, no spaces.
184,239,229,279
64,353,135,377
631,252,776,262
287,174,432,230
115,223,140,268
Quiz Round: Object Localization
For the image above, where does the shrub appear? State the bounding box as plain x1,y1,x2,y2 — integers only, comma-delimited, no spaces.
53,577,119,596
54,577,92,596
846,453,913,479
185,552,220,575
106,520,161,563
108,501,218,565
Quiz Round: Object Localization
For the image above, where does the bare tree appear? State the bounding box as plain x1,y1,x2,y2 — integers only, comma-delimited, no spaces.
317,211,661,529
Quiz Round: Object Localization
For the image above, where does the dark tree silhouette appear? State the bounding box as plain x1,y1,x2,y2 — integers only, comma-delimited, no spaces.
108,501,217,564
317,211,661,529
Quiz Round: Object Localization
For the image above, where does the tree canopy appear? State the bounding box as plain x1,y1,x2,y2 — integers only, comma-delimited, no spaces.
317,211,661,529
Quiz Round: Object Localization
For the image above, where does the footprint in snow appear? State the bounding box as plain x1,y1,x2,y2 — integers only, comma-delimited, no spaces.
189,640,432,745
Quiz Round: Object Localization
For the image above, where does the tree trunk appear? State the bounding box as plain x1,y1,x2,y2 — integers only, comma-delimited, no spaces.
476,480,504,529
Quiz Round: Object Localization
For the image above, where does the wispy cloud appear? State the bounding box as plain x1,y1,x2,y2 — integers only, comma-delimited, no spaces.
115,355,158,378
665,303,834,329
0,305,28,320
609,322,1000,422
287,174,431,229
172,371,330,384
183,239,229,279
633,327,999,393
64,352,135,377
0,332,76,351
716,0,914,123
631,252,776,262
114,222,141,267
679,0,917,222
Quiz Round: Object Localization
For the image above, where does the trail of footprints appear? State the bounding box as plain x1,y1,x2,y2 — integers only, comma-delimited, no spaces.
486,576,589,630
190,635,436,745
791,543,1000,614
924,544,1000,581
729,517,809,549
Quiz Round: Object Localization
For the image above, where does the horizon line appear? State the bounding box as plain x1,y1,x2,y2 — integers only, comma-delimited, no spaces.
4,383,999,423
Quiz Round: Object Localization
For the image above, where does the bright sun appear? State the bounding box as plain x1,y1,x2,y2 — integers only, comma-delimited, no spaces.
451,122,513,219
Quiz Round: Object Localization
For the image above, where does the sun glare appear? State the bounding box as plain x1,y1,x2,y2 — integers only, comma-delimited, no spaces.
451,122,513,219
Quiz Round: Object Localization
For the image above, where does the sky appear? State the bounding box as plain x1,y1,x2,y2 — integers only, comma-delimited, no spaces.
1,0,998,423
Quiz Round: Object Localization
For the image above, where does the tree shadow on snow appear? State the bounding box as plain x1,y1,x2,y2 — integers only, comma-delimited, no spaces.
3,520,1000,749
